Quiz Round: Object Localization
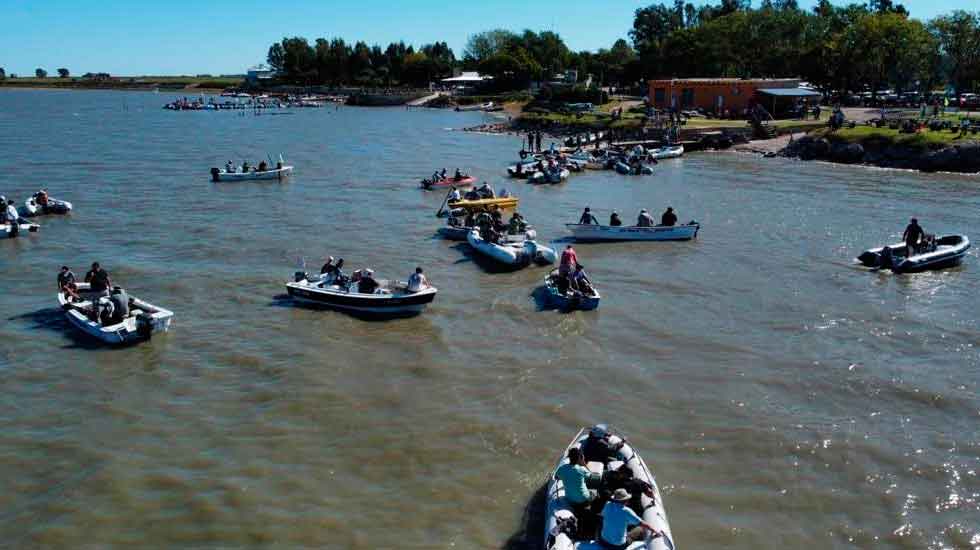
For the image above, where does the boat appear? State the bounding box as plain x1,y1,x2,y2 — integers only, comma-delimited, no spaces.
20,194,72,217
649,145,684,160
614,161,654,175
544,427,675,550
438,218,536,241
565,222,700,242
58,283,174,344
1,221,40,239
466,229,556,267
447,196,519,212
286,272,437,315
856,234,970,273
210,164,293,182
455,102,494,112
544,269,600,310
420,175,476,189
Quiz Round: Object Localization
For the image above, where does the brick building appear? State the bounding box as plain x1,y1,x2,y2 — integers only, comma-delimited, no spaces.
648,78,804,114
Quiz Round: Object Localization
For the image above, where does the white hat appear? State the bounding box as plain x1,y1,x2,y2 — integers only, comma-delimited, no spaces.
611,488,631,502
327,256,335,262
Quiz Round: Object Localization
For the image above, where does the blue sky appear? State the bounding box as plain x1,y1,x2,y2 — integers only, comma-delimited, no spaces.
0,0,973,76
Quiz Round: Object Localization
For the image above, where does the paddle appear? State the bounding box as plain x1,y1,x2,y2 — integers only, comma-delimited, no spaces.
436,187,454,217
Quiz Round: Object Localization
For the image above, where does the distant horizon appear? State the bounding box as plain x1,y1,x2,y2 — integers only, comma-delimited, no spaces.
2,0,975,76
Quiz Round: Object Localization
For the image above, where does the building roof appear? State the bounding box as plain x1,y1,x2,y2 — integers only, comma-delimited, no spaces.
756,88,822,97
442,72,490,82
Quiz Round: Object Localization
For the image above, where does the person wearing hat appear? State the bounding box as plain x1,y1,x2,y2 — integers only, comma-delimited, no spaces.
582,424,625,465
579,207,599,225
660,207,677,227
609,211,622,227
357,268,379,294
636,209,655,227
599,489,662,549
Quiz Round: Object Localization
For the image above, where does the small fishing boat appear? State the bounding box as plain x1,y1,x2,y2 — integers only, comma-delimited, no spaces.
210,164,293,182
528,168,570,184
1,221,40,239
565,222,700,242
286,272,437,315
447,196,519,211
21,194,72,217
58,283,174,344
544,269,600,311
614,161,654,175
544,427,675,550
466,229,556,268
857,234,970,273
649,145,684,160
420,175,476,189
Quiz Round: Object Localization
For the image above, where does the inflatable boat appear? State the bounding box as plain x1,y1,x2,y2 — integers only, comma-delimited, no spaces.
857,234,970,273
648,145,684,160
420,175,476,189
286,272,437,315
2,221,40,238
565,222,699,242
614,162,654,175
466,229,556,268
544,427,675,550
58,283,174,345
544,269,600,311
21,195,72,217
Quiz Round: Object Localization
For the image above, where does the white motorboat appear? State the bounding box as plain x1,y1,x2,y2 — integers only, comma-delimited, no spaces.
466,229,556,267
286,272,437,315
649,145,684,160
21,194,72,217
58,283,174,344
565,222,699,242
210,164,293,182
544,427,675,550
2,221,40,238
857,234,970,273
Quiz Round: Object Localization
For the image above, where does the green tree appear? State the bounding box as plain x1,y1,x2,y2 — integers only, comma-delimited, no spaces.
267,43,285,72
57,68,69,78
463,29,517,66
0,68,5,80
35,68,47,78
929,11,980,95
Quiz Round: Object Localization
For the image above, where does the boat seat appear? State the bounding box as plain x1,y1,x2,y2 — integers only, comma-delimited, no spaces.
587,461,604,475
607,460,625,472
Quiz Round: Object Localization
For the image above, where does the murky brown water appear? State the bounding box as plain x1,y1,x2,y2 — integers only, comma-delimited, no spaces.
1,89,978,548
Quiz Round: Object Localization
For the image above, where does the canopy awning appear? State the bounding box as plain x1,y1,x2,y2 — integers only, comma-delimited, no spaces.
757,88,822,97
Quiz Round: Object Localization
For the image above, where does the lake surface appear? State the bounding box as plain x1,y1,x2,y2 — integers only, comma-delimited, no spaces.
1,89,978,549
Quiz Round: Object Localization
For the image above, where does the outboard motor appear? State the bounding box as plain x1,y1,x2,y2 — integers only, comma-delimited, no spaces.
135,312,154,339
210,167,221,182
294,271,309,283
879,246,894,269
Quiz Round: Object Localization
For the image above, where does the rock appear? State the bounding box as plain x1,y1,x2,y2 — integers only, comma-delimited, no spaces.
918,147,960,172
955,141,980,171
830,142,864,163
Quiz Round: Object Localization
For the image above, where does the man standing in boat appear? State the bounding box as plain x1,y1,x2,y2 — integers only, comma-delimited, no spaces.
903,218,924,256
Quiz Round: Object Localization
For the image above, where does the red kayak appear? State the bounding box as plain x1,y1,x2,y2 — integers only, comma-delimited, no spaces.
420,175,476,189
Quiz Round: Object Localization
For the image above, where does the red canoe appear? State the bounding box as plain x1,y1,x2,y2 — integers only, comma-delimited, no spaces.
420,176,476,189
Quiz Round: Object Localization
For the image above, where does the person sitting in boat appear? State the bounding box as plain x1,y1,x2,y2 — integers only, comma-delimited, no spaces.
241,161,250,173
478,182,494,199
636,209,655,227
432,171,441,183
610,211,623,226
464,188,480,200
507,212,526,235
498,188,511,198
85,262,112,294
453,168,463,181
660,207,677,227
276,160,283,170
4,200,21,236
357,269,380,294
555,447,599,523
36,189,49,207
62,280,82,303
320,256,336,276
258,161,268,172
57,265,76,291
464,210,476,228
514,163,524,176
903,217,924,256
97,297,115,326
601,464,655,516
449,187,462,202
331,259,348,286
570,265,593,294
582,424,624,464
108,286,130,324
407,267,429,293
599,489,663,550
579,207,599,225
225,161,234,173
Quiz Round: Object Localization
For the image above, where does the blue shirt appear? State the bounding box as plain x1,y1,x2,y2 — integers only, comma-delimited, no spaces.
601,501,643,545
555,463,591,504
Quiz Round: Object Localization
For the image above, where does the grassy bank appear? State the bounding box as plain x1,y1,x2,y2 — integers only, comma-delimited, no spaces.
812,125,974,149
0,76,242,91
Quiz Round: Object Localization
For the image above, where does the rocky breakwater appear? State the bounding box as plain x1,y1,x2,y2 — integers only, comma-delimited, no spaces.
781,134,980,173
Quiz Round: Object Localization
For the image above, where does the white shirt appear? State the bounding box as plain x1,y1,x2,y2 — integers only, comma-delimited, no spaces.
407,273,427,292
6,204,19,223
449,190,461,201
600,501,643,545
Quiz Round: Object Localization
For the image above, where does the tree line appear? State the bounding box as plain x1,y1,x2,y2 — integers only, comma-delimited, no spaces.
266,2,980,95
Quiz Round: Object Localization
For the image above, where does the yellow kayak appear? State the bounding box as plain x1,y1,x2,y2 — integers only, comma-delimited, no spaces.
448,197,519,211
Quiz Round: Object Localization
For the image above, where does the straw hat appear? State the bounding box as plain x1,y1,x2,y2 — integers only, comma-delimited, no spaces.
611,488,631,502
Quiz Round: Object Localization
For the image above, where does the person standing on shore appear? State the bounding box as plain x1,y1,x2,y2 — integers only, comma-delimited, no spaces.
535,131,542,153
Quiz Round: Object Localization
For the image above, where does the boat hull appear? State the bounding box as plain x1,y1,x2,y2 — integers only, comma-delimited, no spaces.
448,197,519,211
566,223,699,242
21,197,72,217
1,223,40,238
286,280,436,315
649,145,684,160
211,166,293,182
466,229,556,267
